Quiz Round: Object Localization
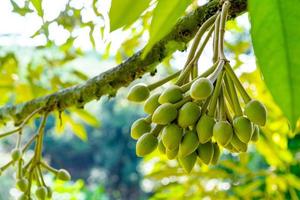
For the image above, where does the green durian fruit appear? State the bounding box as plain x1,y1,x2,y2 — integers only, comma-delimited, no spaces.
16,178,29,192
251,125,260,142
127,83,150,102
158,85,183,104
211,143,220,165
152,103,178,125
35,186,47,200
177,102,201,128
130,118,151,140
136,133,158,157
197,141,214,165
178,152,197,173
196,115,215,143
158,139,166,154
233,116,253,143
11,148,22,162
231,133,248,152
190,78,214,100
213,121,233,146
162,124,183,150
244,100,267,126
179,131,199,157
166,148,178,160
144,93,160,114
57,169,71,181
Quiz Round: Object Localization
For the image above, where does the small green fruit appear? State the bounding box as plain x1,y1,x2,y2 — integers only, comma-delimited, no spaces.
157,139,166,154
213,121,233,146
224,143,238,153
166,148,178,160
177,102,201,128
136,133,158,157
211,143,220,165
11,148,22,162
152,103,178,125
197,142,214,165
179,131,199,157
127,83,150,102
251,125,260,142
35,186,47,200
178,152,197,173
18,194,29,200
231,133,248,152
196,115,215,143
16,178,29,192
244,100,267,126
144,93,160,114
233,116,253,143
158,85,183,104
190,78,214,100
46,186,52,198
130,118,151,140
162,124,183,150
57,169,71,181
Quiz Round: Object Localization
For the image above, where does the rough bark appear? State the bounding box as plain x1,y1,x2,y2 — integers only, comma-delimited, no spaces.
0,0,247,125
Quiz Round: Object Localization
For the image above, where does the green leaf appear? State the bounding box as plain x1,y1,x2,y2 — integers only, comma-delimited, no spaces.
142,0,192,57
30,0,43,17
109,0,151,31
73,109,100,127
249,0,300,128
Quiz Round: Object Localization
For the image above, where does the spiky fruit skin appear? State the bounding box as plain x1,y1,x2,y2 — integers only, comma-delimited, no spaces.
178,152,197,173
211,143,220,165
251,125,260,142
244,100,267,126
213,121,233,146
152,103,178,125
162,124,183,150
144,93,160,114
136,133,158,157
197,142,214,165
190,78,214,100
179,131,199,157
11,148,22,162
57,169,71,181
166,148,178,160
130,118,151,140
16,178,29,192
127,84,150,102
35,186,47,200
177,102,201,128
158,85,183,104
158,139,166,154
196,115,215,144
231,133,247,152
233,116,253,143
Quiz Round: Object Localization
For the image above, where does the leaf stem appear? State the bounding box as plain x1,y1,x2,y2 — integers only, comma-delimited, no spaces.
0,107,43,139
148,70,181,90
218,1,231,60
208,70,224,117
224,72,243,116
224,64,251,103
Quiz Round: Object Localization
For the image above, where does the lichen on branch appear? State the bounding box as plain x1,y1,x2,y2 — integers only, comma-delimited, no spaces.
0,0,247,125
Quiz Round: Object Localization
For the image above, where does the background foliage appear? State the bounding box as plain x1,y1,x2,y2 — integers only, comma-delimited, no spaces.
0,0,300,199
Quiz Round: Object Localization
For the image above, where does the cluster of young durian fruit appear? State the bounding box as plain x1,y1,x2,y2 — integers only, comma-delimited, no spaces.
127,65,266,173
127,1,266,173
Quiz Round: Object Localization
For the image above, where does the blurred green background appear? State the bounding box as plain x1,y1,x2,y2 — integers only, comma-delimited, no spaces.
0,0,300,199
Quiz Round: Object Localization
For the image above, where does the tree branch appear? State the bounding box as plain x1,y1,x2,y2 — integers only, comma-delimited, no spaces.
0,0,247,125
